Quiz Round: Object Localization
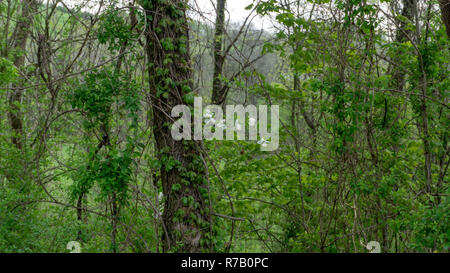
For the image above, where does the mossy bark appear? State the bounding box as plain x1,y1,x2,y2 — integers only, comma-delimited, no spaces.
141,0,212,252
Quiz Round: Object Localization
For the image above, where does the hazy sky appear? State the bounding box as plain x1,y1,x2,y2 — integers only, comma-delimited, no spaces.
60,0,270,30
191,0,269,29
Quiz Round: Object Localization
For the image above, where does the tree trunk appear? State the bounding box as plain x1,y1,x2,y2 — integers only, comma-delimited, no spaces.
439,0,450,38
8,0,36,150
211,0,226,105
389,0,414,92
142,0,211,252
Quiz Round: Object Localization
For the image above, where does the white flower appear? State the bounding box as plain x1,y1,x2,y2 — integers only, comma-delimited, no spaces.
206,117,216,125
154,192,164,218
204,109,213,119
204,110,218,126
249,117,256,126
217,119,226,129
257,138,270,147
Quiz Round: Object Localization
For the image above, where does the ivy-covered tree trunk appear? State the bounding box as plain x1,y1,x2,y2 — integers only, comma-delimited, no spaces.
141,0,211,252
211,0,226,105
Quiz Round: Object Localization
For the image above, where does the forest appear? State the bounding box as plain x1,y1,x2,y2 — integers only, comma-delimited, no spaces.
0,0,448,253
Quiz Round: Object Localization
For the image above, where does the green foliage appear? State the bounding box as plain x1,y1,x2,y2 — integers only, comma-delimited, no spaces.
0,58,18,86
0,0,448,254
97,8,135,52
